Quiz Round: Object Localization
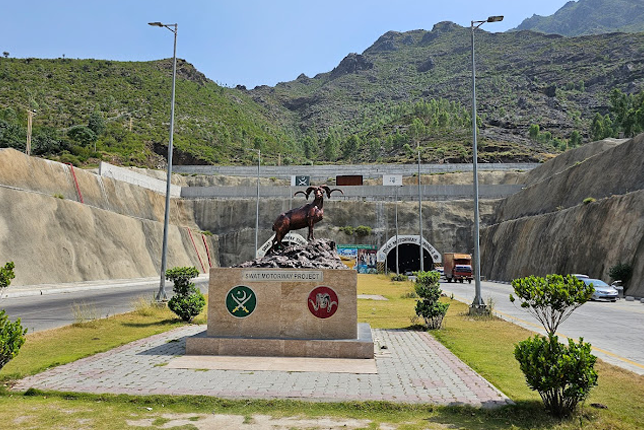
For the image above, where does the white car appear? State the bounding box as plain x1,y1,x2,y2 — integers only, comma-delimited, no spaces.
581,278,619,302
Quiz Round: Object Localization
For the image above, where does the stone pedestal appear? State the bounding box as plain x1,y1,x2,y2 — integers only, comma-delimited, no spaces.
186,268,373,359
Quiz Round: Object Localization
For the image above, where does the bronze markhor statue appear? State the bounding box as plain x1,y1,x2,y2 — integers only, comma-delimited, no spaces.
271,185,343,251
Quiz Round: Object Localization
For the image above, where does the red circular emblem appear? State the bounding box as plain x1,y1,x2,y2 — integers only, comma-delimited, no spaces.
308,286,339,319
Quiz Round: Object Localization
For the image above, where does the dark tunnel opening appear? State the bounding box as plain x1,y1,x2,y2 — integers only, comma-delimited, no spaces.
385,243,434,274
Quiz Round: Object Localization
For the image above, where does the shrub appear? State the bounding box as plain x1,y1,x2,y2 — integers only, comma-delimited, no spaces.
583,197,596,204
390,273,408,282
339,226,354,236
514,334,598,418
414,271,449,329
608,262,632,288
355,225,372,237
0,261,27,371
0,261,15,290
166,266,205,323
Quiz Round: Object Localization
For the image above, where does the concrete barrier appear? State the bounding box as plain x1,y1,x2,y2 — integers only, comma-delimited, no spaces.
181,184,524,201
99,162,181,197
173,163,539,181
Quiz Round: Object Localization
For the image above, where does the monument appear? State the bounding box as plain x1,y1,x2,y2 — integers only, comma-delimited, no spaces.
186,186,374,359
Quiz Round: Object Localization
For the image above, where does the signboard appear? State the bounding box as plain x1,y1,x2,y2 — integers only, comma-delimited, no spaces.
356,248,378,274
337,245,377,272
336,175,363,186
337,246,357,269
291,175,310,186
241,270,323,282
383,174,403,186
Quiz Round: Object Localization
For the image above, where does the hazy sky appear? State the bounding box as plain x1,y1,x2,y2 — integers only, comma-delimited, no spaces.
2,0,574,88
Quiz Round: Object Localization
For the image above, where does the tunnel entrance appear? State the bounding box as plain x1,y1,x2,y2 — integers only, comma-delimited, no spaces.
385,243,434,274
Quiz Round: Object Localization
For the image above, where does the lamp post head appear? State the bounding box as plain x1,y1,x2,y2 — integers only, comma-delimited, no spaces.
487,16,504,23
148,22,164,27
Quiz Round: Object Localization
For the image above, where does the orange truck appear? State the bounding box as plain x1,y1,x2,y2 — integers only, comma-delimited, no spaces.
443,253,473,283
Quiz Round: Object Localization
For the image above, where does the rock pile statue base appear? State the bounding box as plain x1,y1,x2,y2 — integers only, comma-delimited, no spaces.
236,239,348,270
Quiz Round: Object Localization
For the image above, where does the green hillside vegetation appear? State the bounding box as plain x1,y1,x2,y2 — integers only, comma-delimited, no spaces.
0,58,301,167
2,19,644,167
515,0,644,36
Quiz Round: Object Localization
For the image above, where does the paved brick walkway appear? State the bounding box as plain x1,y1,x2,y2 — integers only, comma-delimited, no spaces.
12,326,511,407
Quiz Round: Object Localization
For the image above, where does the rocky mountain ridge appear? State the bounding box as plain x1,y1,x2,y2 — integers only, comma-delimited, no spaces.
515,0,644,36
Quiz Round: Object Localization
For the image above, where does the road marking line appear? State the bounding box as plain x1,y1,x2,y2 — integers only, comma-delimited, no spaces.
494,309,644,370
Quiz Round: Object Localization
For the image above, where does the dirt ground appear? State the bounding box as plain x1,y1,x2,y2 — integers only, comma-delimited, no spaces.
125,413,409,430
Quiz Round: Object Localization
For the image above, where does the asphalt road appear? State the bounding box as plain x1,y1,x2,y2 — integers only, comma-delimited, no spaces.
1,277,209,333
438,279,644,376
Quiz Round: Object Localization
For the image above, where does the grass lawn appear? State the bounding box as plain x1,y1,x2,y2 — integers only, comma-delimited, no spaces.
0,274,642,429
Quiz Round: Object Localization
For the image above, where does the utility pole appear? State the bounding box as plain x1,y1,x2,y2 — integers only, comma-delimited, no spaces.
26,110,35,156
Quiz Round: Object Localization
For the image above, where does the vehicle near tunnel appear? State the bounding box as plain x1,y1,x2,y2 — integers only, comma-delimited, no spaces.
443,253,473,283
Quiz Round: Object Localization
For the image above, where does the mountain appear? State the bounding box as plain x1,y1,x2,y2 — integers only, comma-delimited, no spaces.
249,22,644,162
2,20,644,167
515,0,644,36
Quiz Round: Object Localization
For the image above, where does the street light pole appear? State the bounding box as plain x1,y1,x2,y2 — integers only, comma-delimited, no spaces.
395,186,399,276
244,148,261,257
418,148,424,272
470,15,503,312
149,21,178,301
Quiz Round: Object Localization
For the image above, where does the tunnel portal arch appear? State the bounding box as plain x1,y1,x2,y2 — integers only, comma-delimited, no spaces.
377,235,441,273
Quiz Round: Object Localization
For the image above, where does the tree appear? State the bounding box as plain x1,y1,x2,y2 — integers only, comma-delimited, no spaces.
510,274,593,335
2,52,8,58
590,113,607,141
511,274,598,417
568,130,582,148
342,135,361,159
528,124,540,141
302,135,315,160
32,127,67,155
67,125,97,147
0,261,28,371
88,110,106,136
0,119,25,150
322,135,338,161
166,266,205,323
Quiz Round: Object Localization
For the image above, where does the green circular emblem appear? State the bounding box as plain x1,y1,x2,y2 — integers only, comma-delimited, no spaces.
226,285,257,318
